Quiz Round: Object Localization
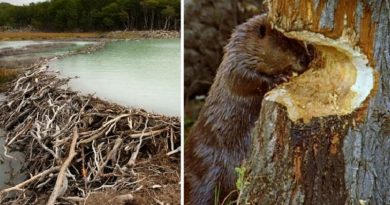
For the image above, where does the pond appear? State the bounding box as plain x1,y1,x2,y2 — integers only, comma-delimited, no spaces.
49,39,181,116
0,94,25,189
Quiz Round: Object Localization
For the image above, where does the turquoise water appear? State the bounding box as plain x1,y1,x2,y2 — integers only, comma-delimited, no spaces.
50,39,181,116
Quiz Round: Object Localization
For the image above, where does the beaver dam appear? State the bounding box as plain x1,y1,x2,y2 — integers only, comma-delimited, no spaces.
0,64,180,204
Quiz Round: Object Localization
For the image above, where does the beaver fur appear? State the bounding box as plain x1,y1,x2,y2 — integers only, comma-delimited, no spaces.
184,14,313,204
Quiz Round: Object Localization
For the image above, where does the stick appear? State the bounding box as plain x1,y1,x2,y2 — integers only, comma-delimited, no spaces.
129,128,167,138
61,196,85,202
97,137,122,175
128,118,148,166
46,128,79,205
167,146,180,156
108,194,134,204
0,166,60,194
79,114,130,144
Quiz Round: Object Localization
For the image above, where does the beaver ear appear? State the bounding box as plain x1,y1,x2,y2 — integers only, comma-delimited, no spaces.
258,25,266,39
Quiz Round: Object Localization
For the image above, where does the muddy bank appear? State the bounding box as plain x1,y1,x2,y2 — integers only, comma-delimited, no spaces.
0,65,180,204
0,58,41,69
0,30,180,41
0,42,79,57
0,40,105,71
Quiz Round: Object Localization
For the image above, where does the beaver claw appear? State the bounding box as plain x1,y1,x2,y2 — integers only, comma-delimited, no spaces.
267,74,291,89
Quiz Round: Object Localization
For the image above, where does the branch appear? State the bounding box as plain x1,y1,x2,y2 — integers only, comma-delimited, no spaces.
0,166,60,194
46,128,79,205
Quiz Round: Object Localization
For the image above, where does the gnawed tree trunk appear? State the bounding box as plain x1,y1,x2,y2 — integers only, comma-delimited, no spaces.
240,0,389,204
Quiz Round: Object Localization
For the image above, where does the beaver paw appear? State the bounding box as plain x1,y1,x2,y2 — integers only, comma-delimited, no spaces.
275,74,290,83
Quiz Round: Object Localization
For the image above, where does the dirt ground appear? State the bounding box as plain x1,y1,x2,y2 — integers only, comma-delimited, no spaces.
30,155,180,205
85,157,180,205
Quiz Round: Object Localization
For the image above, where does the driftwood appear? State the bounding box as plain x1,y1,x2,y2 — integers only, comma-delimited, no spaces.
47,128,79,205
0,64,180,204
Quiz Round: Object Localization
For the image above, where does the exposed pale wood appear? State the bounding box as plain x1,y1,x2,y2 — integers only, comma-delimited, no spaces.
0,166,60,194
46,128,79,205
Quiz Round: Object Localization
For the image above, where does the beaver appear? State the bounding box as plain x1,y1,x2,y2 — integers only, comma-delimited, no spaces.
184,14,314,204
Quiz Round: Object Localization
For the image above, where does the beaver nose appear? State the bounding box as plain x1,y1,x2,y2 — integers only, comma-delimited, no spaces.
296,43,314,70
292,54,311,74
299,55,310,68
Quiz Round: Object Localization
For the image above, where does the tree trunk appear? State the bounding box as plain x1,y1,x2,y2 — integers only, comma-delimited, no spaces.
240,0,389,204
132,14,136,30
150,9,155,30
164,17,169,30
167,16,173,30
174,18,178,30
143,8,148,30
126,11,130,31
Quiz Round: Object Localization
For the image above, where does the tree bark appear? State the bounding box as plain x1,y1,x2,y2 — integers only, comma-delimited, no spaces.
240,0,389,204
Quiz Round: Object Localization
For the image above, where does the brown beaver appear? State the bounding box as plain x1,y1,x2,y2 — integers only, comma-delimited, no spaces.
184,14,313,204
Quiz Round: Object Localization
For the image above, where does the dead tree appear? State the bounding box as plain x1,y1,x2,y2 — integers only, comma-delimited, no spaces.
239,0,389,204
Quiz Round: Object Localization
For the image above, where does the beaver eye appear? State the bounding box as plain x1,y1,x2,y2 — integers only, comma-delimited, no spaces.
258,25,266,38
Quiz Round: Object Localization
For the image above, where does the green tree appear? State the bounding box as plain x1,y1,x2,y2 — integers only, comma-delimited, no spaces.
0,0,180,31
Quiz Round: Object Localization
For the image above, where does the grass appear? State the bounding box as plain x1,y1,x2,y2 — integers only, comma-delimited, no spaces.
0,68,21,91
0,32,102,40
213,167,249,205
214,184,221,205
235,166,249,204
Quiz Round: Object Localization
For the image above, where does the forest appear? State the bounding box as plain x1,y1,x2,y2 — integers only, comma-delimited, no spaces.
0,0,180,31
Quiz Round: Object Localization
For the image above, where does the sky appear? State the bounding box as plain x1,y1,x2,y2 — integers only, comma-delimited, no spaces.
0,0,47,5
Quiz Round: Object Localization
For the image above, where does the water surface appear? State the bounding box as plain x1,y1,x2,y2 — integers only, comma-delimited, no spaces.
0,94,25,188
0,40,94,50
50,39,180,116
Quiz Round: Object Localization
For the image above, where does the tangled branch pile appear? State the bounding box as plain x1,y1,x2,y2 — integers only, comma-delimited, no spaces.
0,64,180,204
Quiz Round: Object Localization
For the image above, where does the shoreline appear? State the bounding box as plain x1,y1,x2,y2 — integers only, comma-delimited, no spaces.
0,30,180,41
1,38,180,117
0,39,108,91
